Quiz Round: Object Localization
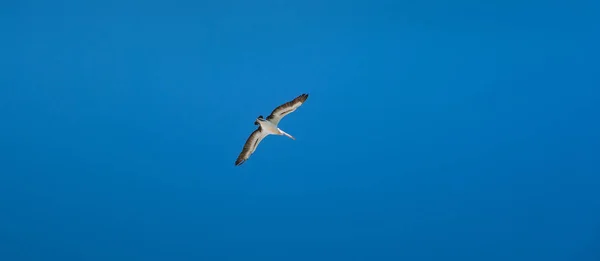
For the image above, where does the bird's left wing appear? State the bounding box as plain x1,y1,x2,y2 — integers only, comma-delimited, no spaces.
235,126,268,166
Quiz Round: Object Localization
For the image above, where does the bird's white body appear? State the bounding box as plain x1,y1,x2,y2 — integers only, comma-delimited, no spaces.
258,119,280,134
257,118,295,140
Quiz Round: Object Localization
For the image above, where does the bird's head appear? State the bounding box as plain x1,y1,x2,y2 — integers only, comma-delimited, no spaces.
254,115,264,125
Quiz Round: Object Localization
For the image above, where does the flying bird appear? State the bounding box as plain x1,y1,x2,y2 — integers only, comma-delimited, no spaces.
235,93,309,166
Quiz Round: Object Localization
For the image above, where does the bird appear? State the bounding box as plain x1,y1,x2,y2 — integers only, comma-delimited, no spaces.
235,93,309,166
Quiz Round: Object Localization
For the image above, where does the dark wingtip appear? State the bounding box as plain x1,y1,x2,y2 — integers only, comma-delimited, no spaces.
300,93,309,101
235,159,245,166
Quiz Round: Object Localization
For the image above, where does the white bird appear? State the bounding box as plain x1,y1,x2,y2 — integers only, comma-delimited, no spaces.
235,93,309,166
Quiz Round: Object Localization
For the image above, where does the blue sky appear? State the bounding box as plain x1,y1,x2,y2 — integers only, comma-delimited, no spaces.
1,0,599,260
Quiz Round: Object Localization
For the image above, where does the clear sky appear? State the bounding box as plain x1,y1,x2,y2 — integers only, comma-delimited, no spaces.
1,1,599,260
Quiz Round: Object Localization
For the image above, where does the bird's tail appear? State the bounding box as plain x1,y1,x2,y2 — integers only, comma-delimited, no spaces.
280,130,295,140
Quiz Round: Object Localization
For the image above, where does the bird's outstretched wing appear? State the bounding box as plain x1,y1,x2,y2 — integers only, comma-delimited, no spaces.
235,127,268,166
266,93,309,125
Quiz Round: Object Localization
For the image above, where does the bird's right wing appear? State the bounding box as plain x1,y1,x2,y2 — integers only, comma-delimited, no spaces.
235,126,268,166
265,93,309,125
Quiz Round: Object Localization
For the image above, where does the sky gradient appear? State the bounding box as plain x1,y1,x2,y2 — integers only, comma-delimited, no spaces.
1,0,599,260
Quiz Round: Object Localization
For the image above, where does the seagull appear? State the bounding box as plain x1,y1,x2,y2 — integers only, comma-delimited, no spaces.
235,93,309,166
